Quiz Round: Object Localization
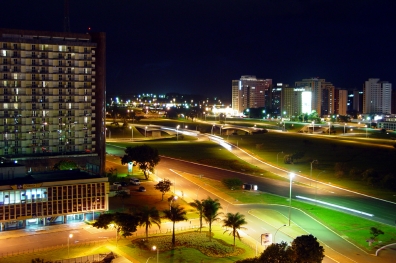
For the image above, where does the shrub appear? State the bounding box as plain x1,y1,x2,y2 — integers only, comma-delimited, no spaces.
222,178,243,190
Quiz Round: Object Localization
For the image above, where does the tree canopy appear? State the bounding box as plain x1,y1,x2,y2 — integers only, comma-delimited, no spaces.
53,159,78,170
222,212,247,248
163,204,187,246
154,179,172,200
291,234,324,263
121,145,160,179
202,197,222,241
92,212,139,244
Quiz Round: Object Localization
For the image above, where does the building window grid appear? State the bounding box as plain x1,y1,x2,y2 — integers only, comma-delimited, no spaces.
0,183,106,221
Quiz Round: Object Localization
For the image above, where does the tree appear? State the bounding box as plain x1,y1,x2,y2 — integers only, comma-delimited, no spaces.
121,145,160,179
53,159,78,170
189,199,204,232
291,234,324,263
137,206,161,239
222,212,247,248
259,241,293,263
370,227,384,241
154,179,172,200
202,197,222,241
163,204,187,246
93,212,139,245
222,178,243,190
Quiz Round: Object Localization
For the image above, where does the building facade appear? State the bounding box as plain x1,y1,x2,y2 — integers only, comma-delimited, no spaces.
0,28,106,174
363,78,392,114
0,165,109,231
337,89,348,115
231,75,272,115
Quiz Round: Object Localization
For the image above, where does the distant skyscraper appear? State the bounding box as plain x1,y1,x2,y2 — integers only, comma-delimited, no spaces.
363,78,392,114
281,86,308,118
231,75,272,115
337,89,348,115
0,28,106,174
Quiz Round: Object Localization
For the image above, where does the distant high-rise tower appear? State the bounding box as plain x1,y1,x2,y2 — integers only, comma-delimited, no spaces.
231,75,272,115
0,28,106,174
336,89,348,115
295,78,335,116
363,78,392,114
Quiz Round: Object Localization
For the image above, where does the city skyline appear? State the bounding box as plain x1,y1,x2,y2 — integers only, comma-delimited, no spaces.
1,0,395,96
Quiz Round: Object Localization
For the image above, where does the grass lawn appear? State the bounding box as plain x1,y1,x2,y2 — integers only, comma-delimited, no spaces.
197,177,396,252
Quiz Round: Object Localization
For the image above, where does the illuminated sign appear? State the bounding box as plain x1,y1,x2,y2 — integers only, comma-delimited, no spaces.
301,91,312,114
277,83,282,86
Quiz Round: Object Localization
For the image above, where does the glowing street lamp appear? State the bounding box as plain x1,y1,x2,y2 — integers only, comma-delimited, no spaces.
365,125,368,138
288,173,295,226
145,126,148,137
67,233,73,259
129,126,134,141
152,245,159,263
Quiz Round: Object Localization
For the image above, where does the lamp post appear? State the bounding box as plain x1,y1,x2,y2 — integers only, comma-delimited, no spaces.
145,126,148,137
344,123,346,134
169,195,178,210
152,245,159,263
277,151,283,165
310,160,318,186
365,125,368,138
312,121,315,134
129,126,133,141
67,233,73,259
211,124,215,135
288,173,295,226
176,125,180,141
273,224,286,243
328,122,331,135
315,171,326,204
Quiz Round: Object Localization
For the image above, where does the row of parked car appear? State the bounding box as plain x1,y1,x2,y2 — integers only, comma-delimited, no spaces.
113,178,146,192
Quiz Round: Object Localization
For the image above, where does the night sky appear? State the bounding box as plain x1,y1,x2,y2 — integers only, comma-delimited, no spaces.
1,0,395,98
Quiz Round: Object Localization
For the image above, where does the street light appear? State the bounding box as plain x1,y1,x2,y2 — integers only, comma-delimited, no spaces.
273,224,286,243
177,125,180,141
310,160,318,186
67,233,73,259
315,171,326,205
328,122,331,135
365,125,368,138
211,124,215,135
145,126,148,137
129,126,133,141
169,195,178,210
312,121,315,134
344,123,346,134
152,245,159,263
288,173,295,226
277,151,283,165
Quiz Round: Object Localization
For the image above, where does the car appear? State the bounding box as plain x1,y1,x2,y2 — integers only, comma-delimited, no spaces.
113,182,122,187
138,186,146,192
130,178,140,185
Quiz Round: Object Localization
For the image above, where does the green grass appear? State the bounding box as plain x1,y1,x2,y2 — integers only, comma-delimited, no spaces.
198,177,396,252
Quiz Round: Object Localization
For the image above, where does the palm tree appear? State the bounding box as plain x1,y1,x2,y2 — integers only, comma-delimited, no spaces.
202,197,222,241
222,212,247,248
163,204,187,246
189,199,204,232
137,206,161,239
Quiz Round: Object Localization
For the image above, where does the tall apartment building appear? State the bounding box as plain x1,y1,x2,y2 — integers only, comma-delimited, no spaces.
281,86,309,118
363,78,392,114
295,78,335,116
0,28,106,174
336,89,348,115
231,75,272,115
